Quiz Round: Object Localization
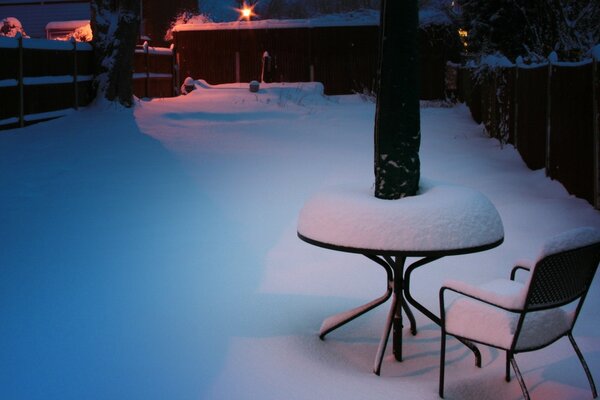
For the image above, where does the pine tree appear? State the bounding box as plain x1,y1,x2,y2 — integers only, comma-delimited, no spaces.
459,0,600,61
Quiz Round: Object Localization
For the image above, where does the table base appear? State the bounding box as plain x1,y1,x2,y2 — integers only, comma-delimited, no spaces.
318,254,482,375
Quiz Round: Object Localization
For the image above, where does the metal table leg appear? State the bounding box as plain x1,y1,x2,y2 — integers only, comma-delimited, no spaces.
319,254,394,339
404,256,482,367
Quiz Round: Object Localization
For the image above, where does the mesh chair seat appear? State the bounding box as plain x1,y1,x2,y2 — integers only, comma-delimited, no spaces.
446,290,573,350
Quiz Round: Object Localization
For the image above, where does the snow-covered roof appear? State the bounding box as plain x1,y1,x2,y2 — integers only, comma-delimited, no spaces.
45,19,89,31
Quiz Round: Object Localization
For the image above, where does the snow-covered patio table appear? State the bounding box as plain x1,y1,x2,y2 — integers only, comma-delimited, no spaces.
297,179,505,375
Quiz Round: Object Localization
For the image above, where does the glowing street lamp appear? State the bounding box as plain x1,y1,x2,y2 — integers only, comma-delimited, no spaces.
237,2,256,21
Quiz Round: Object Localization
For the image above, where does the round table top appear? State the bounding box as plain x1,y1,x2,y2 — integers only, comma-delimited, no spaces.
297,180,505,256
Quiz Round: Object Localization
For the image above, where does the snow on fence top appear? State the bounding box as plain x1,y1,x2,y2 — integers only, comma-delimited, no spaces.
0,35,92,51
0,36,18,48
173,8,451,32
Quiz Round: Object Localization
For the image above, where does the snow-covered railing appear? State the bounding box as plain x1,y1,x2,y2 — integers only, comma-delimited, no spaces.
0,34,94,129
133,42,177,98
456,51,600,208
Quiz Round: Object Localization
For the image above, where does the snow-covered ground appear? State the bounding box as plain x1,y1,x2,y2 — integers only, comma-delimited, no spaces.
1,82,599,399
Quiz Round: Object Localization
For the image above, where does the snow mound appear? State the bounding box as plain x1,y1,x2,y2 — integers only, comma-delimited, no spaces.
298,179,504,253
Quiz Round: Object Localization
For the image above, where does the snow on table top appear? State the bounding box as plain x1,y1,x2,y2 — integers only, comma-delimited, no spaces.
297,179,504,253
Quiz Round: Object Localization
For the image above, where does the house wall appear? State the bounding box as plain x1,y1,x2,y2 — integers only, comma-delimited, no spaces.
0,1,90,38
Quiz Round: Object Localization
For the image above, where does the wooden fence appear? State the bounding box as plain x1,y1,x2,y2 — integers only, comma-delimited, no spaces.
0,37,176,131
459,59,600,208
173,24,458,97
0,35,94,130
133,42,178,99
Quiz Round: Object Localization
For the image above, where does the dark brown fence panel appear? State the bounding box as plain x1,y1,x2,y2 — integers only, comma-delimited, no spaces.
312,25,378,95
176,30,238,85
23,49,72,77
0,86,19,121
238,28,266,82
77,81,94,107
0,38,94,130
458,67,482,123
174,24,455,97
148,52,174,75
24,83,75,114
263,27,311,84
515,66,548,170
0,48,18,80
77,50,94,76
549,63,594,203
147,77,174,98
133,45,176,99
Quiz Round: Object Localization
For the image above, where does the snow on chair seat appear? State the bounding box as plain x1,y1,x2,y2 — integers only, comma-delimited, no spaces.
439,227,600,400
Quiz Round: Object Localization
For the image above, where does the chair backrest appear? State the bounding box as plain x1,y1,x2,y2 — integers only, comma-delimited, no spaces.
526,242,600,311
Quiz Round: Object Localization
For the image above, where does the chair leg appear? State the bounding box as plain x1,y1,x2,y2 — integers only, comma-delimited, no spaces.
439,330,446,398
568,333,598,398
509,356,530,400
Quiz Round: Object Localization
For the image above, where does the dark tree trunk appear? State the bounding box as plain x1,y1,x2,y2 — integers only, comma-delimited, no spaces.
91,0,140,107
374,0,421,199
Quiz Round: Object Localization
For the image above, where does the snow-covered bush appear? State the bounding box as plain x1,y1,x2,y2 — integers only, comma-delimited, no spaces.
70,24,93,42
53,23,93,42
164,11,211,41
0,17,28,38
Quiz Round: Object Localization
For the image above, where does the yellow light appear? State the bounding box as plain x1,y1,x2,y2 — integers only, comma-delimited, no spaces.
237,2,256,21
458,29,468,38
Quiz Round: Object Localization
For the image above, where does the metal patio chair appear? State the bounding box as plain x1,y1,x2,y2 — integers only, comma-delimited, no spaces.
439,227,600,399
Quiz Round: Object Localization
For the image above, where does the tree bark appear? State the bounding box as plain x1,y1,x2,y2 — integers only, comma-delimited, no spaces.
91,0,140,107
374,0,420,199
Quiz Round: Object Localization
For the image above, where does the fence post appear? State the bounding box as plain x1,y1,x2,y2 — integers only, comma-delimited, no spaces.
593,57,599,208
17,32,24,128
170,43,177,96
71,37,79,110
235,51,240,83
513,65,519,149
545,61,553,177
143,41,149,98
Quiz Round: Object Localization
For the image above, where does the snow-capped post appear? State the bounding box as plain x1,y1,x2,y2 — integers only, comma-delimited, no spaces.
374,0,420,199
143,41,149,99
261,51,272,83
90,0,140,107
71,36,79,110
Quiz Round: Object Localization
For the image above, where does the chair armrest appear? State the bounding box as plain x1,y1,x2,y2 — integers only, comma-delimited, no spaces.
441,278,526,312
510,258,533,280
